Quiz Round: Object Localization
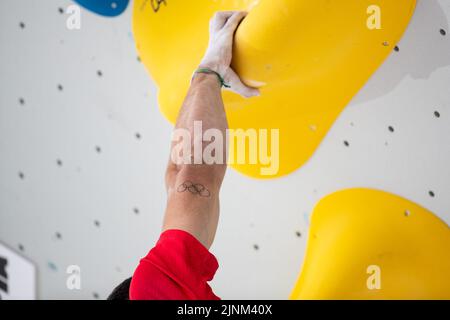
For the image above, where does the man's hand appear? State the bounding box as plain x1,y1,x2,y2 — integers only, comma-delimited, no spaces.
200,11,260,98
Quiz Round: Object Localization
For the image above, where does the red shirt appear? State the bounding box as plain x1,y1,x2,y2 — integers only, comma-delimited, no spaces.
130,229,220,300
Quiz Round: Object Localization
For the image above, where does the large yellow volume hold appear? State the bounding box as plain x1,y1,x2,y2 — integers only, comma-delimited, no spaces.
133,0,416,179
291,189,450,300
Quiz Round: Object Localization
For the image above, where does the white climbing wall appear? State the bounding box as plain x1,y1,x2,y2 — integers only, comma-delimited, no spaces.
0,0,449,299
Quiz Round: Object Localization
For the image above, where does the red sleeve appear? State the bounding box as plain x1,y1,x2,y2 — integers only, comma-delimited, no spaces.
129,229,220,300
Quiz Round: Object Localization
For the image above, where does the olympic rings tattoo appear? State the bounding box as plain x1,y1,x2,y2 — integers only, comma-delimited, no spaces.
177,181,211,198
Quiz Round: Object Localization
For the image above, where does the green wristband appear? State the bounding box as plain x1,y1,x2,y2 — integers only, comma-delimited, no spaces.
194,68,231,88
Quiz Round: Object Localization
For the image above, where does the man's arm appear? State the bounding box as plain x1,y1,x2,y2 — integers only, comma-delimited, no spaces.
163,11,259,249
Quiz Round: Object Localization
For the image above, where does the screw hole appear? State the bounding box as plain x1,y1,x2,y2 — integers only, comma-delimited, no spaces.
440,29,447,36
434,111,441,118
48,261,58,271
295,231,301,238
19,22,25,29
429,190,435,198
388,126,395,133
253,244,259,251
18,172,25,180
404,210,411,217
343,140,350,147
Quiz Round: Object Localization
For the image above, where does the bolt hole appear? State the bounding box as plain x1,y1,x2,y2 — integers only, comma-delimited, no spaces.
253,244,259,251
404,210,411,217
97,70,103,77
19,22,25,29
48,261,58,271
388,126,395,133
135,132,142,140
55,232,62,240
343,140,350,147
95,146,102,153
440,29,447,36
18,172,25,180
56,159,63,167
394,45,400,52
434,111,441,118
18,244,25,251
295,231,301,238
94,220,101,227
57,84,64,91
429,190,435,198
133,207,140,215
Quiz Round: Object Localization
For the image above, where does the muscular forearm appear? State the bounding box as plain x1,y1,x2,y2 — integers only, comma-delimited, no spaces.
167,73,228,191
162,11,257,249
163,73,228,249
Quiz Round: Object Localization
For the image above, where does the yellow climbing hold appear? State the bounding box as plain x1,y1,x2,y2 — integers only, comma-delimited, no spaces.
133,0,416,179
291,189,450,300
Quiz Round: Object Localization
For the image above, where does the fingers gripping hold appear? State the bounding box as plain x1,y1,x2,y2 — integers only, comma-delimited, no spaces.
224,11,247,31
202,11,260,98
210,11,235,32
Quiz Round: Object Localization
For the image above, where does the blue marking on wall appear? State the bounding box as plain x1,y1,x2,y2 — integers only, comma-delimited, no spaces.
73,0,129,17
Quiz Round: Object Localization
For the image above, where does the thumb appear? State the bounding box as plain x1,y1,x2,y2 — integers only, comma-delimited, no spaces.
224,68,260,98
